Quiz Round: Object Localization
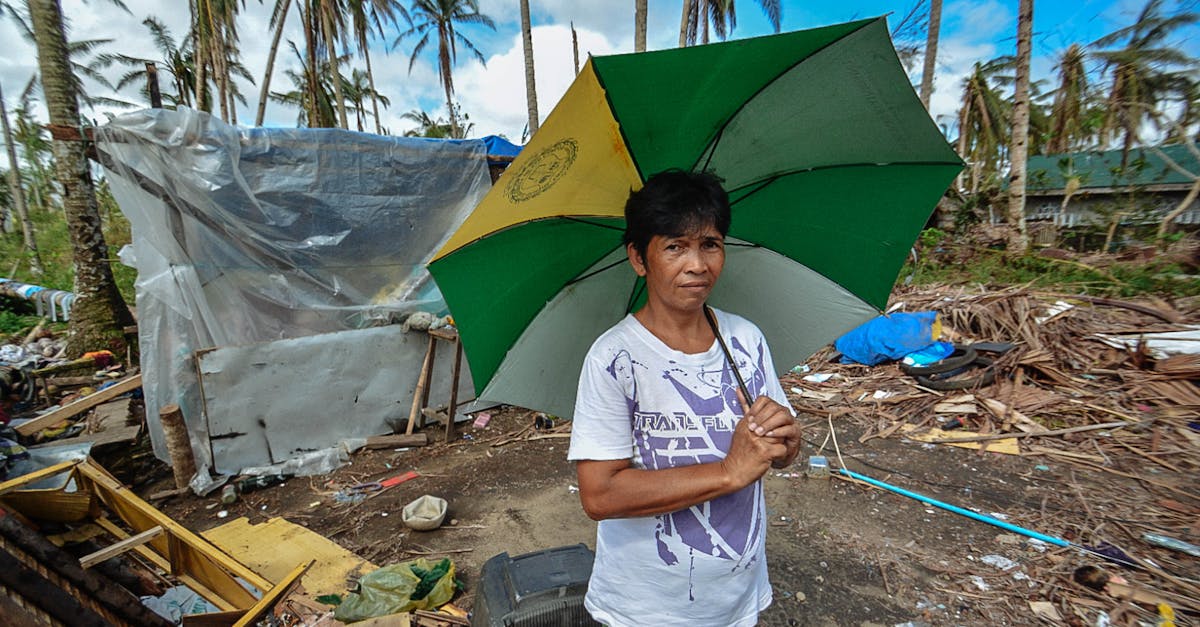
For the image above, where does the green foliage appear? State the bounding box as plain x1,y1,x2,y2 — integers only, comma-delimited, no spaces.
902,240,1200,298
0,309,42,335
0,177,135,305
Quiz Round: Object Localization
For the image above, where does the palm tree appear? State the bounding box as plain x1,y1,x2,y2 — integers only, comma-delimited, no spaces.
191,0,245,121
919,0,942,109
1090,0,1199,157
1045,44,1091,154
256,0,294,125
343,67,389,131
1006,0,1033,254
315,0,351,129
956,59,1011,193
270,40,338,127
28,0,133,355
520,0,537,136
394,0,496,138
96,17,198,108
347,0,408,134
678,0,781,47
0,79,41,276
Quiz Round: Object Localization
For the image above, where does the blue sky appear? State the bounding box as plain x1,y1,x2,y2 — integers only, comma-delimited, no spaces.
0,0,1197,142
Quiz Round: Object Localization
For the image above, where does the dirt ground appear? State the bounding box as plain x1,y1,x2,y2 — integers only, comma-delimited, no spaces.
115,390,1194,627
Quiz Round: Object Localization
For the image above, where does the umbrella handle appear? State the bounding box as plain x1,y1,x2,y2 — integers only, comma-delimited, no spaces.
704,305,751,404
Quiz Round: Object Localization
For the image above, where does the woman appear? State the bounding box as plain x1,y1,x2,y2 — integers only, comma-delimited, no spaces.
568,169,801,626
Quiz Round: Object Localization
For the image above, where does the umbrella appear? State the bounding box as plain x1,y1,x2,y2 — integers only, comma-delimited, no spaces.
428,17,963,419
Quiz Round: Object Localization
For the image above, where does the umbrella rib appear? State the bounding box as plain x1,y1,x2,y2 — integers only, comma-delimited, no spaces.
563,216,626,231
728,160,965,206
566,256,627,286
688,17,882,174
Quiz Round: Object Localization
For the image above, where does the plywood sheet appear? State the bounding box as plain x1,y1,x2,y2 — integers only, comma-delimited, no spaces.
203,517,376,598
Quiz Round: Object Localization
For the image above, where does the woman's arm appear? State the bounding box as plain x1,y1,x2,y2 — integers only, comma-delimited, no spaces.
576,417,784,520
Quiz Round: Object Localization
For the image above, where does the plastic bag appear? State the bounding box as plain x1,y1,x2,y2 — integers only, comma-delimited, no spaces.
333,558,457,622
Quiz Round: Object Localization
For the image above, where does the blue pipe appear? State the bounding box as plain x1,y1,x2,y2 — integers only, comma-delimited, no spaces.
838,468,1071,548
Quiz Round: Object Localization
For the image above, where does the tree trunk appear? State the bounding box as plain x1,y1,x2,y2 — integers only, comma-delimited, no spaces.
572,21,579,75
1156,177,1200,246
29,0,133,356
303,1,320,126
919,0,942,109
678,0,691,47
520,0,538,136
1005,0,1033,254
321,4,349,129
365,47,382,134
255,0,292,126
635,0,647,52
0,80,43,276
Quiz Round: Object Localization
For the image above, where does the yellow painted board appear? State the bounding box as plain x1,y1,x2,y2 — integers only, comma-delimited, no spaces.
897,424,1021,455
232,559,313,627
203,517,377,597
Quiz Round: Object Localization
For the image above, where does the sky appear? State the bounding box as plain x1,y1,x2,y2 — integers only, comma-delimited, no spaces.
1,0,1198,145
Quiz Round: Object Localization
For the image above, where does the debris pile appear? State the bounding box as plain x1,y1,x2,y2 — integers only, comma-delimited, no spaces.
787,285,1199,624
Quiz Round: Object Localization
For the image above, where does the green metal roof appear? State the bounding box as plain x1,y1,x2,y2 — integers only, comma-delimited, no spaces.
1026,145,1199,192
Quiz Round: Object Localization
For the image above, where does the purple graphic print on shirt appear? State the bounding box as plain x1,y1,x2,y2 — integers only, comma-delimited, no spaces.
605,331,773,572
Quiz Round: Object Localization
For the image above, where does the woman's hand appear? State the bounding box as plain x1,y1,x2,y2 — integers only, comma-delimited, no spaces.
737,389,802,468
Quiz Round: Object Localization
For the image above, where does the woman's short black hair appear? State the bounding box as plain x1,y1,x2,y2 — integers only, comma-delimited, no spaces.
623,169,731,261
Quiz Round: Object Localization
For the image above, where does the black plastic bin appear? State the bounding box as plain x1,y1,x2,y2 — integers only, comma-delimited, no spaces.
471,544,601,627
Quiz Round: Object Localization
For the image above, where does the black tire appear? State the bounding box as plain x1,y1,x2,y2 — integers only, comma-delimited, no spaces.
899,345,978,376
917,356,996,390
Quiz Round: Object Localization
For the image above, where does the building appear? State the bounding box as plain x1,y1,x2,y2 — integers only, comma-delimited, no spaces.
1024,145,1200,229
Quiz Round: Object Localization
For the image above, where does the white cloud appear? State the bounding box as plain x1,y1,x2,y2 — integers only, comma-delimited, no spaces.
452,23,620,141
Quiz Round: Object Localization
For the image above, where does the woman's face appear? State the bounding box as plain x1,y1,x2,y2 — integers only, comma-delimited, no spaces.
628,224,725,315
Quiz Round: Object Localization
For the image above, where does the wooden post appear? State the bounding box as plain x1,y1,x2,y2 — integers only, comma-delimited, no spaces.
445,338,463,443
406,339,436,435
145,62,162,109
159,404,196,490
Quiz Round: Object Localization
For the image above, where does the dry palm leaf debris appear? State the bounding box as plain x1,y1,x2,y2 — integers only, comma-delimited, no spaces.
784,284,1199,625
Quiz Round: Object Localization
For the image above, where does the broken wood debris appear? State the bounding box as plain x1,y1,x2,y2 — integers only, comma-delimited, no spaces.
786,284,1199,625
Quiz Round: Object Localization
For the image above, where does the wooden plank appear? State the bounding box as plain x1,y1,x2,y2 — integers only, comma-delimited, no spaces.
181,610,244,627
364,433,428,449
232,559,313,627
75,460,270,608
0,460,81,496
94,517,241,612
79,525,163,569
15,374,142,436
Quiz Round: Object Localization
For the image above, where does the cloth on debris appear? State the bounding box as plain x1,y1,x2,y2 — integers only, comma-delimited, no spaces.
140,585,222,622
332,558,457,622
834,311,941,366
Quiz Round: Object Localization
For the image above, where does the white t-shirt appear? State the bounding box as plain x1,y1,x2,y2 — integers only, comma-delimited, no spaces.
568,308,793,627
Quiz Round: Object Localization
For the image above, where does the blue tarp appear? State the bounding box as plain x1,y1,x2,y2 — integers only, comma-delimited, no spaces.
482,135,522,163
834,311,940,366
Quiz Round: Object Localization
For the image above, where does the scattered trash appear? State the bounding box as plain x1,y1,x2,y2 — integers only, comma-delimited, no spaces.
1142,532,1200,557
219,484,237,505
402,494,448,531
802,373,838,383
980,554,1017,570
332,557,457,621
805,455,829,479
473,411,493,429
969,575,989,591
140,585,222,622
789,364,811,374
1028,600,1062,621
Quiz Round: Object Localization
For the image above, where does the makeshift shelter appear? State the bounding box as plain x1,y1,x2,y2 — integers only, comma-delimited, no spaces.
96,109,491,481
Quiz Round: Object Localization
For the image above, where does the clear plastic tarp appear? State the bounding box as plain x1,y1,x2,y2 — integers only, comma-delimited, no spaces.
96,108,491,478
